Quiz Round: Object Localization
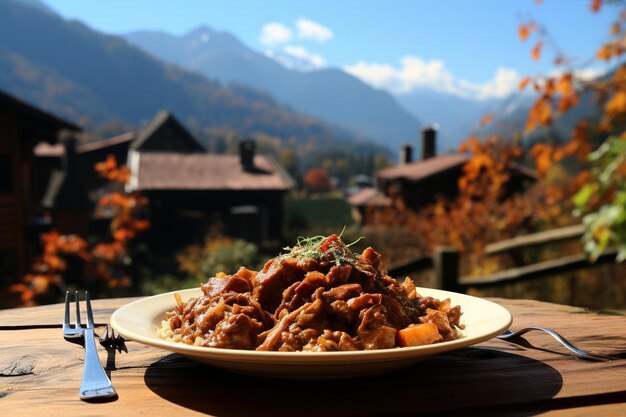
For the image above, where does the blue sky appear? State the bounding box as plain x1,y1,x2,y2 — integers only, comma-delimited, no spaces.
44,0,617,99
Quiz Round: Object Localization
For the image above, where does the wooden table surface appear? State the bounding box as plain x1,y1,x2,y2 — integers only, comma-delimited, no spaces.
1,296,625,417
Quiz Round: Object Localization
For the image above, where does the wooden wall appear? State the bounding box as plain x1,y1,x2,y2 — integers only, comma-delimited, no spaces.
0,116,24,282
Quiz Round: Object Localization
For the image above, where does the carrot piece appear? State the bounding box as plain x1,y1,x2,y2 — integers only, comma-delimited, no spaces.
397,322,443,347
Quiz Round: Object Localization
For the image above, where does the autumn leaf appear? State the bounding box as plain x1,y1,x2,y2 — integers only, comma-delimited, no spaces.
132,219,150,231
531,40,543,61
597,44,613,60
458,136,482,154
113,228,135,242
518,76,531,90
526,95,552,131
591,0,602,13
544,78,556,97
611,22,621,36
480,114,495,127
556,73,574,96
571,120,592,160
558,93,579,114
519,24,530,41
529,143,554,175
94,154,117,175
464,153,493,178
614,65,626,84
605,89,626,118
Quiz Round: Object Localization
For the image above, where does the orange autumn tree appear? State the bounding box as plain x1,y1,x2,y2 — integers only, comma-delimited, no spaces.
518,0,626,261
7,232,91,307
304,168,334,193
89,155,149,290
368,0,626,272
367,135,567,273
7,155,148,307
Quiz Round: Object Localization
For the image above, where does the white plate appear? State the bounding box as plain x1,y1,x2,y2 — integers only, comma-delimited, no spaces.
110,287,512,379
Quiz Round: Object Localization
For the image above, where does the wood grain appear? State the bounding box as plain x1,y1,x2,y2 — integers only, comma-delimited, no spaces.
1,297,625,417
0,297,141,328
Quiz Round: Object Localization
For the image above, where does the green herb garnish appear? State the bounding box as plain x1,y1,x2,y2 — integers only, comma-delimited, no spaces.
281,231,363,266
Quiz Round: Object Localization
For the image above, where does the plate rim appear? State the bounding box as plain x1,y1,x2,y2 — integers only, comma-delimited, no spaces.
110,287,512,363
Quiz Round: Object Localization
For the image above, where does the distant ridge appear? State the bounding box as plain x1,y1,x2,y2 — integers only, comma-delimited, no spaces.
125,26,421,147
0,0,386,154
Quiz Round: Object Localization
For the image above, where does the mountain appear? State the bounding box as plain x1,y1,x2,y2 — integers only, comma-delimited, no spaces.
124,26,421,147
395,89,500,152
396,84,605,153
0,0,384,153
14,0,57,15
477,88,603,149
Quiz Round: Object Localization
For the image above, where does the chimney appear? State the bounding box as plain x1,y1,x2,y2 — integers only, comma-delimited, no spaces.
239,140,256,170
400,143,413,164
60,132,77,172
421,126,437,160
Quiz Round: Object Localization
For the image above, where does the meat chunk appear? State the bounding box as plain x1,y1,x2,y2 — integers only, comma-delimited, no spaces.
254,257,304,309
356,305,396,350
323,283,363,302
420,308,456,341
201,274,252,298
347,293,382,312
204,314,263,349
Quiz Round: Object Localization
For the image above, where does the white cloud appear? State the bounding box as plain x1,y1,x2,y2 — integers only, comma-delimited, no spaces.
295,18,334,42
265,45,326,71
548,66,607,81
260,22,292,46
284,45,326,67
345,56,523,100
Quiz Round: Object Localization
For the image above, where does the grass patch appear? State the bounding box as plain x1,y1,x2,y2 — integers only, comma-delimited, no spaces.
284,193,356,240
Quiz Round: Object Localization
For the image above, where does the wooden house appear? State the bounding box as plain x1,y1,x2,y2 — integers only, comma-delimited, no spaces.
349,127,536,224
126,140,293,249
33,110,203,197
35,110,293,249
0,90,80,282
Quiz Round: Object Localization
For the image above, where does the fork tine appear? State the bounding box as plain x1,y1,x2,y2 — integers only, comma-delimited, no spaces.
74,291,82,329
85,291,95,329
63,291,71,330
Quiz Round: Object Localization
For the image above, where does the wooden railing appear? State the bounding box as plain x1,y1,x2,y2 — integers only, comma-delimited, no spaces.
387,225,621,293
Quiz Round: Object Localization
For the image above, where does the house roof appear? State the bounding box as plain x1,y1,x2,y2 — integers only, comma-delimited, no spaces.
127,151,294,192
378,154,470,182
34,110,204,157
0,90,81,139
347,187,391,207
34,132,136,157
130,110,205,152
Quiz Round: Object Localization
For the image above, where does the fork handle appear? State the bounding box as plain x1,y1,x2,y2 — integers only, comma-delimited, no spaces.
79,328,117,399
499,327,614,361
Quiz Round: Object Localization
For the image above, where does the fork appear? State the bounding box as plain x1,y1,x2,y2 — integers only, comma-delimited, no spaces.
63,291,117,400
498,327,615,361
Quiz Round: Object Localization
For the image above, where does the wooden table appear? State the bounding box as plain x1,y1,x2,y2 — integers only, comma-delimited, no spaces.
1,297,625,416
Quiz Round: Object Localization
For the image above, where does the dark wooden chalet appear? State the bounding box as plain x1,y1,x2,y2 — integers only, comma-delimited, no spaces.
34,131,135,199
126,141,293,249
33,110,204,197
0,90,81,282
35,110,293,249
349,127,536,224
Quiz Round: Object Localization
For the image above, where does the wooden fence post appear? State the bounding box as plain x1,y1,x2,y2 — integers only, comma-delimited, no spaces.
434,247,461,293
